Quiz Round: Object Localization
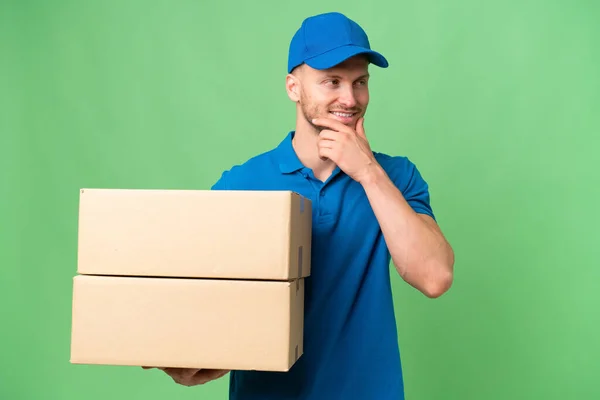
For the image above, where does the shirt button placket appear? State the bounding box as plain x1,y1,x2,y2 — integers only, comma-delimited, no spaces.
318,188,329,219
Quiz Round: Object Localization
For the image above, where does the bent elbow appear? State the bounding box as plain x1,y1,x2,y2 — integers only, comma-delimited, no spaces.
423,268,454,299
425,248,455,298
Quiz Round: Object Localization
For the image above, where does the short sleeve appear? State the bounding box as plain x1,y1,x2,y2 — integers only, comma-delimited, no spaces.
210,170,229,191
390,157,436,221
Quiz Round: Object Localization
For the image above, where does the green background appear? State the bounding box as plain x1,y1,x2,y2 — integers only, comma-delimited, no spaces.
2,0,599,399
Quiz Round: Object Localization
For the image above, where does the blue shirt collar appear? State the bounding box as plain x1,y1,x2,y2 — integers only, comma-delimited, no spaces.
275,130,345,182
276,131,305,174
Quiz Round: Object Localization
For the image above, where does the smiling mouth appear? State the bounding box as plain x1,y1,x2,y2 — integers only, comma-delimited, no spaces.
330,111,357,118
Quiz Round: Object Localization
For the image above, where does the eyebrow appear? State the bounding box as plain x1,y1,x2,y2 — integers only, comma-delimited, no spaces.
322,73,370,81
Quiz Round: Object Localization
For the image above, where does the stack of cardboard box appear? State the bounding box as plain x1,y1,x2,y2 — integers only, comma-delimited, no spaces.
70,188,312,372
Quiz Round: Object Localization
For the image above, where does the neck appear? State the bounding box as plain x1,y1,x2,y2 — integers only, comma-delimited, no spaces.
292,114,337,182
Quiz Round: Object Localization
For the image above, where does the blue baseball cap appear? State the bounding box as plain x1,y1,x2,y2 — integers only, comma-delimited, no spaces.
288,12,389,73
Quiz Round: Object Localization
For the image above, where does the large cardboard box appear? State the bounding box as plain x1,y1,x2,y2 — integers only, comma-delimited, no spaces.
70,275,305,371
70,189,312,372
76,188,312,280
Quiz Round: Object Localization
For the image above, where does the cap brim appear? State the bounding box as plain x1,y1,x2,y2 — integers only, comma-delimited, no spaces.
304,45,389,70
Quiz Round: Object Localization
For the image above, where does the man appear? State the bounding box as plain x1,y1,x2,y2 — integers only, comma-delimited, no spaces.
151,11,454,399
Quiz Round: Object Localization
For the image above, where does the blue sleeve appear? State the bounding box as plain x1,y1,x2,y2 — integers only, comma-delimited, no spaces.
210,170,229,190
390,157,436,221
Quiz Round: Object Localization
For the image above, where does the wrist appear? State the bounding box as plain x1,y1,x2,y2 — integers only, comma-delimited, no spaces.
357,162,386,187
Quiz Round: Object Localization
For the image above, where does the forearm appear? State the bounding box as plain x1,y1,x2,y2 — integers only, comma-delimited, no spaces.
360,164,454,298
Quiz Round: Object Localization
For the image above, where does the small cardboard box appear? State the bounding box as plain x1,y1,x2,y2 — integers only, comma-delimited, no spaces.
76,189,312,280
70,275,304,371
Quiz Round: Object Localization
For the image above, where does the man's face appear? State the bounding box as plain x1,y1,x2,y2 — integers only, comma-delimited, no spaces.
293,56,370,131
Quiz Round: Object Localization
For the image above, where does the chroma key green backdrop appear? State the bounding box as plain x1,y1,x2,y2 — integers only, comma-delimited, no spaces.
1,0,599,399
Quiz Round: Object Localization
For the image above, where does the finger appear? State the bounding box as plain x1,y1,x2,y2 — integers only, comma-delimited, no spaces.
195,369,229,384
318,137,335,148
162,368,199,380
317,140,334,161
355,117,366,139
318,147,334,161
312,117,350,133
170,370,197,386
318,129,343,141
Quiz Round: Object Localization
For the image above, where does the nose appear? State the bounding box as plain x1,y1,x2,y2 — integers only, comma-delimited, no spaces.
338,85,357,108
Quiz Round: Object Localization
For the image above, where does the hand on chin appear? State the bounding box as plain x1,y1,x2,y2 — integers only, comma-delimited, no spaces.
312,116,378,183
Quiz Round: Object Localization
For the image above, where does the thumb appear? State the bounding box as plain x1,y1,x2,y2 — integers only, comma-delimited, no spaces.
355,117,366,139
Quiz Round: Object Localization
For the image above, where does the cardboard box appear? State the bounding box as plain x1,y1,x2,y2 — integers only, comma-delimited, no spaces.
71,189,312,372
76,189,312,280
70,275,305,371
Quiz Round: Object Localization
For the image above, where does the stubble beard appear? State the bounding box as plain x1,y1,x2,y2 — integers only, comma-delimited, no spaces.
300,101,324,133
299,92,363,134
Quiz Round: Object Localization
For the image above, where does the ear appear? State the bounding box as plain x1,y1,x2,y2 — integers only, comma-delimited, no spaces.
285,74,300,102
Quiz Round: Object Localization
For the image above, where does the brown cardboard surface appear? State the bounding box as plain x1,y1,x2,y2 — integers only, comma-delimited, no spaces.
76,189,312,280
70,275,305,371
